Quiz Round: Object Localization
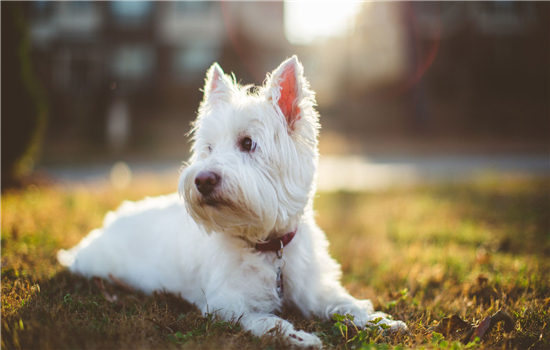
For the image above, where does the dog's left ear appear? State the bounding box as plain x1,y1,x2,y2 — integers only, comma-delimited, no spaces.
203,63,233,104
265,56,307,131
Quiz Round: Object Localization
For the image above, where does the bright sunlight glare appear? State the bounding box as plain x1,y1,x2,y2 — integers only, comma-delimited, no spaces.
284,1,365,45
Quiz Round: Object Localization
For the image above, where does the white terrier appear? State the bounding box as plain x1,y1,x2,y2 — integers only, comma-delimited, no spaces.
58,56,407,348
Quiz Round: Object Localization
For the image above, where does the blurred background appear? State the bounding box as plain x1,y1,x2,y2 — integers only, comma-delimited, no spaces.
2,1,549,191
3,4,549,347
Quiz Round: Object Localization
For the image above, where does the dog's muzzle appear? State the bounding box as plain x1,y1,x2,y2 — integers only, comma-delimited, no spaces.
194,171,220,197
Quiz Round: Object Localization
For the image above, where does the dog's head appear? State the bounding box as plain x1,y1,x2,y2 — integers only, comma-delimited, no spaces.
179,56,319,242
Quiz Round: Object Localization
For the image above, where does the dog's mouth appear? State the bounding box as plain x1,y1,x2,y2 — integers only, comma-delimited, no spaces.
198,196,243,214
199,196,226,208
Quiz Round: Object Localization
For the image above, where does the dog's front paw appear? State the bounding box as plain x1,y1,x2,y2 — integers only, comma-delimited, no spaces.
387,320,408,334
356,312,408,335
287,330,323,349
365,316,409,335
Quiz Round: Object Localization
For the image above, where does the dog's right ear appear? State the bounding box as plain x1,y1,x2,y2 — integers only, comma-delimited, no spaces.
203,63,233,104
265,56,309,132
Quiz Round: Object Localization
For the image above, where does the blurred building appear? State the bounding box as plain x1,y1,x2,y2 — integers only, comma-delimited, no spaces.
24,1,549,163
28,1,290,160
306,2,548,142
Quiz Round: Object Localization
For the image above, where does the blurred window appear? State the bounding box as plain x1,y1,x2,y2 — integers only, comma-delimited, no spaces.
31,1,55,21
471,1,535,35
488,1,515,14
53,50,101,95
67,1,93,13
110,1,152,27
174,2,211,14
111,45,156,80
173,45,219,82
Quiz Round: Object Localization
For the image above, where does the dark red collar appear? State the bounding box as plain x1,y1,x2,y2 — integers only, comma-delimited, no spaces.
255,228,297,252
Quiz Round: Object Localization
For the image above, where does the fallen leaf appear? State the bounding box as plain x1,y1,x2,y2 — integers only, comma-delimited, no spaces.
429,315,472,336
489,309,515,333
463,309,516,344
463,276,498,305
476,275,488,285
470,315,492,342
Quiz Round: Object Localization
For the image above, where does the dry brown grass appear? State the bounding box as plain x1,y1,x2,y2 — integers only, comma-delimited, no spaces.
2,176,549,349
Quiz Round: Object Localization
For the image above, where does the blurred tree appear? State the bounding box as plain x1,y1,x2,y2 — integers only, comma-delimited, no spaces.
1,2,48,190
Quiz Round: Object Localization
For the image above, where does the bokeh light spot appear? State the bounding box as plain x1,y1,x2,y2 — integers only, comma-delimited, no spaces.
110,161,132,190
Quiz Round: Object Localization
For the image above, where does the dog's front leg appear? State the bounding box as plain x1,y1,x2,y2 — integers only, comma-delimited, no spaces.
288,244,407,333
239,313,322,349
199,267,323,348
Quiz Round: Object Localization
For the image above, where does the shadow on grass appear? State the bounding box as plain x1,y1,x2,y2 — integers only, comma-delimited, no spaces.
2,269,253,349
431,179,550,256
2,178,549,349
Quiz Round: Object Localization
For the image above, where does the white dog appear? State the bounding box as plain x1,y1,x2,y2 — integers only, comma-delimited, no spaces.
58,56,407,348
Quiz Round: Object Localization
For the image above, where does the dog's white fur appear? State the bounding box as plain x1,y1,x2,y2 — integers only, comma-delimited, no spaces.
58,56,407,348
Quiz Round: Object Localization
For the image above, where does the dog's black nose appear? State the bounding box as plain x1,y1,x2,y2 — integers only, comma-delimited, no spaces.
195,171,220,196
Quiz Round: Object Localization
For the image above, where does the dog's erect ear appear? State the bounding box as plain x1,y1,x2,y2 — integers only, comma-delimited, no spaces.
203,63,232,103
265,56,306,131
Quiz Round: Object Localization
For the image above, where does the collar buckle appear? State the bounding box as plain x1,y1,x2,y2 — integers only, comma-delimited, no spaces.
276,239,283,259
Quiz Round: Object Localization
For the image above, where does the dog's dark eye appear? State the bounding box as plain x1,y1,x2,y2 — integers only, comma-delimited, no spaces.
240,137,254,152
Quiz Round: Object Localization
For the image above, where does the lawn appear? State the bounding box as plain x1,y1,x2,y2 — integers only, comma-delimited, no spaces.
1,175,549,349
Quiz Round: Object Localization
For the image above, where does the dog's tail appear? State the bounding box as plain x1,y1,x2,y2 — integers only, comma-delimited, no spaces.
56,228,103,269
57,248,75,267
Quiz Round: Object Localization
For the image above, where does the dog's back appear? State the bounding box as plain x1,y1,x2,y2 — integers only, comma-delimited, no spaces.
58,194,198,294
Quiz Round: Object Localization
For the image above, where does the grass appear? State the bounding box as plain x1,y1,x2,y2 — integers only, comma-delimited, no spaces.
1,175,549,349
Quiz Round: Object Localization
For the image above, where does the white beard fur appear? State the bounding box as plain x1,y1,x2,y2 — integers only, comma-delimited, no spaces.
58,56,407,348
